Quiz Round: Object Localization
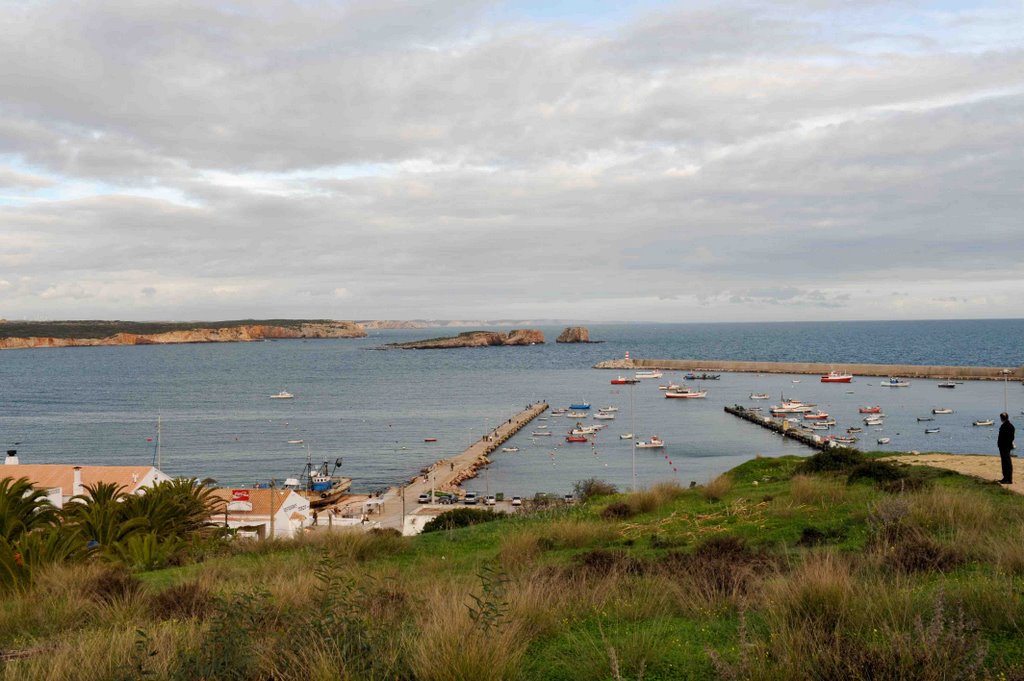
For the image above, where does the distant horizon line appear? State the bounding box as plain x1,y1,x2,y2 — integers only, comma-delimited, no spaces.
3,317,1023,325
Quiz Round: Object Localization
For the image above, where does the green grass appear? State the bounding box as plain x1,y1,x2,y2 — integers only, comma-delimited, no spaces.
4,455,1024,679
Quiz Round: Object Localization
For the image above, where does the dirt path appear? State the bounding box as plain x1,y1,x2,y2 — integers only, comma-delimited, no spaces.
884,453,1023,495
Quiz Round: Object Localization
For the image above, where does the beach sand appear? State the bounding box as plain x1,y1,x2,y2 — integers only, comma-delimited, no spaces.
884,453,1022,495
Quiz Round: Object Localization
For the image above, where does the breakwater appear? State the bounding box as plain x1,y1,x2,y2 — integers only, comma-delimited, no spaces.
724,405,838,451
595,358,1020,381
372,402,549,530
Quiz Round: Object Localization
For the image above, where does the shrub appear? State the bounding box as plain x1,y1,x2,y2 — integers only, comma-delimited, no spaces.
574,549,642,576
150,580,214,620
573,478,618,501
795,448,865,475
847,460,907,486
84,566,142,605
797,526,848,547
421,508,499,533
789,474,847,506
601,501,635,520
701,474,734,502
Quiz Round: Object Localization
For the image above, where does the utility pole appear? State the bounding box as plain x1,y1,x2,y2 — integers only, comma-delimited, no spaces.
400,485,406,534
631,381,637,492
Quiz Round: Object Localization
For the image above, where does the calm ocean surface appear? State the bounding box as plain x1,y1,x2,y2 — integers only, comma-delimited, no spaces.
2,320,1021,496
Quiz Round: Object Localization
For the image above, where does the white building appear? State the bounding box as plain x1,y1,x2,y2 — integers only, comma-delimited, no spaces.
2,450,172,509
208,488,311,539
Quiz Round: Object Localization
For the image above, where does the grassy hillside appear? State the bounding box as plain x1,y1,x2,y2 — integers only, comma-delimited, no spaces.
0,319,340,339
3,452,1024,680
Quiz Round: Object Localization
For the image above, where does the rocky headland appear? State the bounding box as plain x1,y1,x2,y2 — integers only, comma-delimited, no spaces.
556,326,600,343
0,320,366,350
386,329,544,349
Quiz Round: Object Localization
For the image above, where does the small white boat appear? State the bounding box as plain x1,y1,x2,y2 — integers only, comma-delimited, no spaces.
881,378,910,387
620,433,634,439
973,419,994,427
593,412,616,420
531,431,552,437
635,370,664,379
925,427,940,434
287,439,304,444
270,390,294,399
665,389,707,399
938,382,956,389
877,437,891,445
807,423,829,431
599,406,619,412
792,380,801,383
750,393,770,400
635,436,664,449
932,408,954,415
566,411,589,418
501,447,520,453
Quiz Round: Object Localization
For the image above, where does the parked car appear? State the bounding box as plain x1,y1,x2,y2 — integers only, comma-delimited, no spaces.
416,493,430,504
463,492,479,505
563,494,575,504
510,496,522,507
437,494,456,505
484,495,497,506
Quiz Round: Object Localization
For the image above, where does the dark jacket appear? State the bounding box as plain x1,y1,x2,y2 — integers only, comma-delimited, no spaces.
999,420,1015,451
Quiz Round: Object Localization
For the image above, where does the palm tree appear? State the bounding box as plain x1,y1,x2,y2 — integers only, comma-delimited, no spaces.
0,477,57,542
62,482,147,548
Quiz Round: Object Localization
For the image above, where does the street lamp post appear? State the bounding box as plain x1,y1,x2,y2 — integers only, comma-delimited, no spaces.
1002,369,1013,413
631,381,637,492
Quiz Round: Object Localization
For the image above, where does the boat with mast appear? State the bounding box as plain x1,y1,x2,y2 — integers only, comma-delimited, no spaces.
285,445,352,509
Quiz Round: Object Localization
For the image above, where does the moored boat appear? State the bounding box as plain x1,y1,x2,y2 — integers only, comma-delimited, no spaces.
501,447,520,453
820,371,853,383
569,403,591,410
620,433,634,439
938,382,956,389
859,406,882,414
932,408,954,415
917,416,934,422
877,437,891,445
881,378,910,387
566,411,589,418
288,456,352,509
803,411,830,420
634,370,664,379
925,427,941,434
423,437,438,442
593,412,615,420
565,435,588,443
665,389,707,399
270,390,294,399
750,393,770,400
610,376,640,385
973,419,994,427
635,436,664,449
532,431,552,436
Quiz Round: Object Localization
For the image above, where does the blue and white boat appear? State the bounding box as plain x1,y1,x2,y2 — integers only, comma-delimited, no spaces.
569,403,591,410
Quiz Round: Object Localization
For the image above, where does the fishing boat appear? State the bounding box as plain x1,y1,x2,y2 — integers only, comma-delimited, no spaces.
938,382,956,389
807,423,829,431
287,453,352,509
610,376,640,385
917,416,934,422
593,412,616,420
771,400,815,415
877,437,891,445
599,406,619,412
569,403,591,410
881,378,910,387
864,417,885,426
846,427,863,433
859,406,882,414
932,408,954,415
501,447,520,453
831,436,858,444
750,393,770,400
620,433,634,439
566,410,589,418
925,428,941,434
635,436,665,449
686,373,721,380
665,388,707,399
270,390,294,399
803,411,830,420
565,435,588,443
531,431,552,437
571,427,600,436
820,371,853,383
634,370,663,379
973,420,995,427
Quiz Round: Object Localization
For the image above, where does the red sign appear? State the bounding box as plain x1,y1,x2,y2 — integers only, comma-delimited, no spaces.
231,489,250,502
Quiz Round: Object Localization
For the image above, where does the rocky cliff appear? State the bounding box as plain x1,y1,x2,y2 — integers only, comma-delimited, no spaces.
386,329,545,349
0,321,366,350
556,326,592,343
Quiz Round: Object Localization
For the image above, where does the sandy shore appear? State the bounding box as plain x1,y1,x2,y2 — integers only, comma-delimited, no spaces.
884,453,1022,495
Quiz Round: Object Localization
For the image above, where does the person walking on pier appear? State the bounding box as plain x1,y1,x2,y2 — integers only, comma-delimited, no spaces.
998,412,1015,484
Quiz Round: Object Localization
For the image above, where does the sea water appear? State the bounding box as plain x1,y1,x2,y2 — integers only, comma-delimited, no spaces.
1,320,1021,495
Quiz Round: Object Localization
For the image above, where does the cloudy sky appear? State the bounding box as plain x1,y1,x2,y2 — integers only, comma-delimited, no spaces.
1,0,1022,322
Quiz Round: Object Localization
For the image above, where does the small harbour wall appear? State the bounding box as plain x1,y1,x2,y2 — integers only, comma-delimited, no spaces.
724,405,837,451
595,358,1021,381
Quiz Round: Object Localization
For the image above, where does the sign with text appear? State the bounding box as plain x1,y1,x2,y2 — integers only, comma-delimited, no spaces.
231,489,251,502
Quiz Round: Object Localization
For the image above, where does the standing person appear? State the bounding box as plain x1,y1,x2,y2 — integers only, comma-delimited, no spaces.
998,412,1015,484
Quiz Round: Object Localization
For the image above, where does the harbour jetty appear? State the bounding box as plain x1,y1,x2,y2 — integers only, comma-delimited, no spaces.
724,404,837,451
371,402,549,531
595,357,1021,381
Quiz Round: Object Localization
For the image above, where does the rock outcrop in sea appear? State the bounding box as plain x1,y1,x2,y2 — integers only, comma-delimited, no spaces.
556,326,592,343
386,329,545,349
